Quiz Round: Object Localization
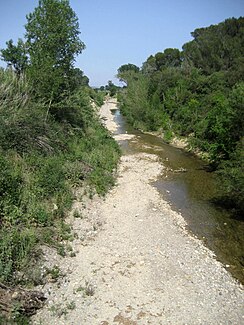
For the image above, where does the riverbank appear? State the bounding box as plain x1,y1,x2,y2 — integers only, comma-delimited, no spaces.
32,99,243,325
143,129,211,162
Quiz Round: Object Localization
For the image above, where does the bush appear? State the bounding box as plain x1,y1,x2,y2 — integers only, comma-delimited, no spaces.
218,140,244,213
0,228,37,283
36,156,66,197
0,69,120,284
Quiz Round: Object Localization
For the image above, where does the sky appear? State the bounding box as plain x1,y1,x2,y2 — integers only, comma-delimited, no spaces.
0,0,243,87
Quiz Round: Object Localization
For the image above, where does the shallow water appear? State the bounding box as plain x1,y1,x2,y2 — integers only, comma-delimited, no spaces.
111,108,244,284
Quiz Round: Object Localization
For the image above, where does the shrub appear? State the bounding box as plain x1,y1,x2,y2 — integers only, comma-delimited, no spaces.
0,228,37,283
0,68,120,286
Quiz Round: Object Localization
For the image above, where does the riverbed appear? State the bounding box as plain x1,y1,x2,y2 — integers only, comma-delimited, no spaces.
112,108,244,284
32,100,243,325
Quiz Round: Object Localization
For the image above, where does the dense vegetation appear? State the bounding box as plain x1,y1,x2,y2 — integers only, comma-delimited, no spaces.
0,0,120,299
117,17,244,213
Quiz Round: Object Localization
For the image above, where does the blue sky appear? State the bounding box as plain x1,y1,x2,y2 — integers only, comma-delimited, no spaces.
0,0,243,87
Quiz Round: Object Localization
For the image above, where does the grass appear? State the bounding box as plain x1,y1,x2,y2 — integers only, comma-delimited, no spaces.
49,300,76,318
73,281,95,297
45,265,62,281
0,69,120,293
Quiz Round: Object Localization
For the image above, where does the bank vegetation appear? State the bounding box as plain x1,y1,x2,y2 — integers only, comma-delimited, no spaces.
117,17,244,213
0,0,120,322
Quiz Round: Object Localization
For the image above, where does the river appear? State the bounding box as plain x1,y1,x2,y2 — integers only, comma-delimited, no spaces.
111,108,244,284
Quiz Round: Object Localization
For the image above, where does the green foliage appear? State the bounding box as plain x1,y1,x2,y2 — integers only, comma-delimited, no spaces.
0,153,23,226
94,90,106,107
1,39,28,74
0,0,120,299
117,63,140,85
193,91,234,164
73,120,121,195
105,80,120,97
183,17,244,79
0,68,31,110
36,157,66,197
0,311,30,325
119,73,171,132
117,17,244,211
25,0,85,102
218,139,244,213
117,63,140,84
0,68,120,284
0,228,37,283
87,87,106,107
71,68,89,88
119,74,150,128
45,265,62,281
228,82,244,141
141,55,157,74
117,63,140,74
0,70,67,156
155,48,182,70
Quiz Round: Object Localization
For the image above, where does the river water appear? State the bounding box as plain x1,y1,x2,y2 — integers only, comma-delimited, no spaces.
111,108,244,284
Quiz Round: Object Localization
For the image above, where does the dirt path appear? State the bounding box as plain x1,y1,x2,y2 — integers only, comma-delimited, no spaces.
32,100,243,325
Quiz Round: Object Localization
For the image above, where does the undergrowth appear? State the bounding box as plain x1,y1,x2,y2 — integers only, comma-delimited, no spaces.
0,69,120,286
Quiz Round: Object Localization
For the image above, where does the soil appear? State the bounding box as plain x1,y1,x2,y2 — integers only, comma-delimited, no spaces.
32,99,243,325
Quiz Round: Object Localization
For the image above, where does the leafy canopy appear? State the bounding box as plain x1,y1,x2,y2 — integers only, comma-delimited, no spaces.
117,63,140,85
0,39,28,75
117,17,244,211
25,0,85,101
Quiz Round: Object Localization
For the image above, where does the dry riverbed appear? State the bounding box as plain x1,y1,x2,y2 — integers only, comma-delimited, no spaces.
32,99,243,325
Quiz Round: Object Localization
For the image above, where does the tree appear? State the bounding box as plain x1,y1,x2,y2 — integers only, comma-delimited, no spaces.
182,17,244,76
0,39,28,75
117,63,140,85
218,139,244,213
105,80,118,97
117,17,244,212
155,48,182,70
117,63,139,74
141,55,157,74
71,68,89,88
25,0,85,102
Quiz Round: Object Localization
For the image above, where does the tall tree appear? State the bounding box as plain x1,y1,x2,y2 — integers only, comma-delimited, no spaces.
157,48,182,69
117,63,140,85
71,68,89,88
25,0,85,102
141,55,157,74
182,17,244,76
